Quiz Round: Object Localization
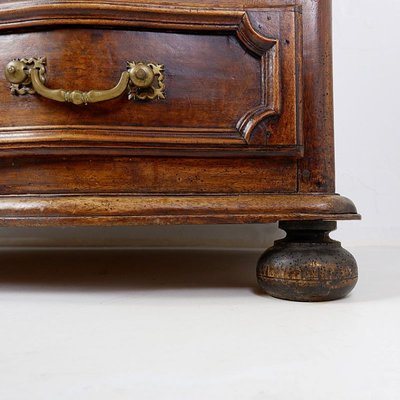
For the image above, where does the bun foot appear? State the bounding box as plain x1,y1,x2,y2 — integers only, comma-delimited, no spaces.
257,221,358,302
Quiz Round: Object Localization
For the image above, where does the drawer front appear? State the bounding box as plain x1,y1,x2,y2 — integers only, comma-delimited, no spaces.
0,156,298,194
0,2,303,158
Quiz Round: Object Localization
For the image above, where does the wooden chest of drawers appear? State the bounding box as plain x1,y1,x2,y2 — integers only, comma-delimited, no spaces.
0,0,360,301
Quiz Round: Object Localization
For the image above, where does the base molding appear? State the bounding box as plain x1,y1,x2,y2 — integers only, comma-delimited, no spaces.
0,194,360,226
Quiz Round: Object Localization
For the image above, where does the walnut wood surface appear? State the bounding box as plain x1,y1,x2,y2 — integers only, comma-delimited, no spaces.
0,156,298,194
0,0,360,301
0,194,360,227
0,6,302,157
298,0,335,193
0,0,360,226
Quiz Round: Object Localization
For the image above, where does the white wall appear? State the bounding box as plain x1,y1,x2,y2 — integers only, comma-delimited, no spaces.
333,0,400,246
0,0,397,249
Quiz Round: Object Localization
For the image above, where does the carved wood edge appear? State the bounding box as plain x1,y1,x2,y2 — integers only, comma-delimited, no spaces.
0,2,299,30
0,194,360,226
236,14,281,143
0,126,303,158
0,3,297,147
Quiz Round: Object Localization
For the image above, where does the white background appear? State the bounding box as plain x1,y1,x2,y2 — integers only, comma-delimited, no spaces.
0,1,399,399
334,0,400,246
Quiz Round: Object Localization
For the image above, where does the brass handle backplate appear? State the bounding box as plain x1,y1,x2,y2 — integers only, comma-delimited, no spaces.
5,57,165,105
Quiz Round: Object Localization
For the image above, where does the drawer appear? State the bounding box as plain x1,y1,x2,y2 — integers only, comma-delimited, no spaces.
0,1,303,158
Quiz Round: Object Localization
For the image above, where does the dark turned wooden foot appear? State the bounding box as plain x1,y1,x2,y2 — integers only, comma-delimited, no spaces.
257,221,358,302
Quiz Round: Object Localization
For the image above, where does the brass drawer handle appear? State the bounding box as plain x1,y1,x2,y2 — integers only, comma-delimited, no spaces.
5,57,165,105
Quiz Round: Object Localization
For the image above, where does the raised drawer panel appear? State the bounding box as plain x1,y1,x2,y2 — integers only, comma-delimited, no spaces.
0,4,302,158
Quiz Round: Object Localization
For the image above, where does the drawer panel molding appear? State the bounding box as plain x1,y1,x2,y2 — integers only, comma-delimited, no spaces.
0,1,302,157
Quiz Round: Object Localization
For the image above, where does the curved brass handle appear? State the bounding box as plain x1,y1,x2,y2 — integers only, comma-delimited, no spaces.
5,58,165,105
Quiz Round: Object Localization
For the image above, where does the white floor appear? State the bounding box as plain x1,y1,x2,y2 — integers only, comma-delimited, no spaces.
0,247,398,400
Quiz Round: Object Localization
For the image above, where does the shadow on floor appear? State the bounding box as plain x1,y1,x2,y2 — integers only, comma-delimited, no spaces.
0,247,396,302
0,249,262,293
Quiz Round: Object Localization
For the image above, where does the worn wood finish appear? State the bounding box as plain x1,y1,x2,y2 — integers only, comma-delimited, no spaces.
0,156,298,194
0,6,302,157
0,194,359,227
0,0,360,301
298,0,335,193
257,221,359,301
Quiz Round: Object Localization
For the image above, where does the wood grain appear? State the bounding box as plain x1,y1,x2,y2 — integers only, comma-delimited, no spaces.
298,0,335,193
0,6,302,157
0,194,360,226
0,0,361,301
0,156,298,194
0,0,360,226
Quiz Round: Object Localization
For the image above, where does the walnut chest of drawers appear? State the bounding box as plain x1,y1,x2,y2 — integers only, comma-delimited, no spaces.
0,0,360,301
